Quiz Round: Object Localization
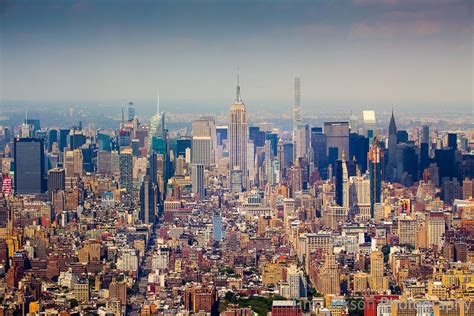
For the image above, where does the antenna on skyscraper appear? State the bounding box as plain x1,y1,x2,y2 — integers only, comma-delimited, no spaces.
236,68,241,103
157,90,160,115
121,102,124,126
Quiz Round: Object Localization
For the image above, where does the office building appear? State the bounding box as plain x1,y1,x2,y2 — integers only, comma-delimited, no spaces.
191,163,205,198
176,137,192,158
58,129,70,152
421,124,430,144
293,77,301,132
288,266,307,299
324,122,349,160
119,148,133,193
216,126,228,146
349,114,359,134
447,133,457,150
228,75,248,189
349,133,368,174
294,124,310,160
213,213,222,242
47,168,65,192
14,137,46,194
386,110,397,182
316,250,341,295
192,136,213,166
369,250,388,291
334,155,349,208
398,216,417,246
128,101,136,120
368,138,383,217
192,116,217,164
140,176,157,224
362,110,376,141
427,211,445,248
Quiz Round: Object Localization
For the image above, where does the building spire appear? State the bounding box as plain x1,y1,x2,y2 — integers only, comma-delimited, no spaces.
389,107,397,135
157,90,160,115
121,102,124,126
236,70,241,103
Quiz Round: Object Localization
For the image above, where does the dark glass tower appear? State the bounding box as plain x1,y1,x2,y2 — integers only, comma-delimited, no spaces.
447,133,457,150
140,176,156,224
334,159,343,206
369,138,383,217
349,132,369,174
14,137,46,194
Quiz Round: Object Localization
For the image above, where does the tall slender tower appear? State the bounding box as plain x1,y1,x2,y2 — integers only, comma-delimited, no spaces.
342,152,349,208
229,74,248,189
293,77,301,131
369,137,383,217
386,109,397,182
292,77,301,161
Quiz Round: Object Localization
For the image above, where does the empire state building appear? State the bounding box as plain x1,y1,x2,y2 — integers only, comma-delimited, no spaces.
229,74,248,190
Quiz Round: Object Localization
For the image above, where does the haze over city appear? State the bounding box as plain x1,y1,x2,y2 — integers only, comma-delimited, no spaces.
1,0,473,112
0,1,474,316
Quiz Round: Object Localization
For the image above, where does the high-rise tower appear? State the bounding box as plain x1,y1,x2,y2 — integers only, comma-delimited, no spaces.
369,137,383,217
293,77,301,131
386,109,397,182
14,137,46,194
229,74,248,190
292,77,302,161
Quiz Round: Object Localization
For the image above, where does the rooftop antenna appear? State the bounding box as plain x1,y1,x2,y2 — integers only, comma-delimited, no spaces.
25,106,28,124
157,90,160,115
121,102,124,127
236,67,241,103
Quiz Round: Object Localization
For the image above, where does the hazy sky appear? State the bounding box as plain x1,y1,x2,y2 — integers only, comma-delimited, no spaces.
1,0,472,111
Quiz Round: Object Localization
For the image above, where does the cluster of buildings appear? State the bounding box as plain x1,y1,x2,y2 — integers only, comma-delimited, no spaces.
0,76,473,315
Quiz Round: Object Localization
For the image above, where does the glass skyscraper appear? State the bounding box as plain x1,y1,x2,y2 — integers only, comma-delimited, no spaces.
14,137,46,194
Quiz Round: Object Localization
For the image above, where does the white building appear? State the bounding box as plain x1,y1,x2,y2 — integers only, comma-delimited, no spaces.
117,248,139,274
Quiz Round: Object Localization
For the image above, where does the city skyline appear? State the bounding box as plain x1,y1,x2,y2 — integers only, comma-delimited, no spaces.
1,0,472,111
0,2,473,315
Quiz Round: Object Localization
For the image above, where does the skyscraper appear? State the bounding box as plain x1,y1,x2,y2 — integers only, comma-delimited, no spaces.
140,176,157,224
47,167,65,193
349,132,369,174
369,250,388,291
334,153,349,208
191,163,205,198
368,138,383,217
277,138,285,170
119,148,133,193
362,110,376,141
150,92,166,140
192,116,217,165
316,250,341,295
228,74,248,189
192,137,212,166
128,101,136,121
14,137,46,194
264,139,273,185
386,109,397,182
293,77,301,132
324,122,349,160
294,124,310,160
421,124,430,144
212,212,222,242
447,133,457,150
176,137,192,158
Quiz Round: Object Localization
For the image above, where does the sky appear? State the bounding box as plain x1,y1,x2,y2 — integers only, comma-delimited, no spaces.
0,0,473,112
